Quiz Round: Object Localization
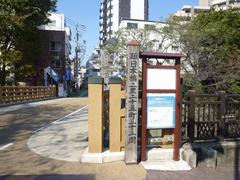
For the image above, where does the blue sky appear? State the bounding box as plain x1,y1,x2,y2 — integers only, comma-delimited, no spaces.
57,0,198,64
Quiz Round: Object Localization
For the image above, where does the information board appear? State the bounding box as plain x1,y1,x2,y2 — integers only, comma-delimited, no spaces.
147,69,176,90
147,93,176,129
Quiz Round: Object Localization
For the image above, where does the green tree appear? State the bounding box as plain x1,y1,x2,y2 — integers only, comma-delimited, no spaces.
0,0,57,85
167,8,240,93
104,25,171,55
101,25,172,78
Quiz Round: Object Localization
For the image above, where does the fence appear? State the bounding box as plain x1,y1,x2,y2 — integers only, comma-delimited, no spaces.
182,90,240,142
88,79,240,153
0,86,56,104
88,77,125,153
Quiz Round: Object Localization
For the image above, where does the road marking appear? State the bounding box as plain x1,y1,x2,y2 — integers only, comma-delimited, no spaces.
52,118,88,125
0,143,13,151
53,105,88,123
33,105,88,133
53,106,88,124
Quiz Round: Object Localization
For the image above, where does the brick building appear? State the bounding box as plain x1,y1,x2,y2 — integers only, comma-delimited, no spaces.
33,13,71,86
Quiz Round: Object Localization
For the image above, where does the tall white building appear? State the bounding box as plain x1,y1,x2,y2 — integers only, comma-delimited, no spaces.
99,0,149,46
200,0,240,9
173,0,240,21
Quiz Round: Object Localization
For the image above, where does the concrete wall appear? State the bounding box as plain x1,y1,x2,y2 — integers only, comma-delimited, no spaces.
189,141,240,167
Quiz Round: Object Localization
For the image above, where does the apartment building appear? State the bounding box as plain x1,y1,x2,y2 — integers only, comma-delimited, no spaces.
35,13,71,86
200,0,240,9
173,5,210,21
173,0,240,21
99,0,149,46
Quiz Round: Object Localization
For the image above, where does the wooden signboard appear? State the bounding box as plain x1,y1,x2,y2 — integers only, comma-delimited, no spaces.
140,52,183,161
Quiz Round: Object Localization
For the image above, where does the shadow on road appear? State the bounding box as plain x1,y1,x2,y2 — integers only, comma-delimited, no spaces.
0,174,95,180
0,104,73,146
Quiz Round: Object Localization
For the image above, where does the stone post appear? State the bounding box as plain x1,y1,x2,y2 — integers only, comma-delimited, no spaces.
88,77,104,153
109,77,123,152
125,40,139,164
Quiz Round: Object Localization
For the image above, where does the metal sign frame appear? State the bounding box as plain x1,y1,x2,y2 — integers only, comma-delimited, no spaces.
140,52,183,161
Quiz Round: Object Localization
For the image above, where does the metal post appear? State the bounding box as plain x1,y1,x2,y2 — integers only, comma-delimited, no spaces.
188,90,196,143
218,91,226,139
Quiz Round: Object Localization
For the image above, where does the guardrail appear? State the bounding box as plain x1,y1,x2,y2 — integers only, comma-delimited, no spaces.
0,86,56,104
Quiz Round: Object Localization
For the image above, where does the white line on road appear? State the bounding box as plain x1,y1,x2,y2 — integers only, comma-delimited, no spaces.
0,143,13,151
53,105,88,123
32,105,88,133
52,117,88,125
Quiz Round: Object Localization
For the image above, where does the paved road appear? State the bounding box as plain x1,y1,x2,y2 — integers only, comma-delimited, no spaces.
0,98,145,180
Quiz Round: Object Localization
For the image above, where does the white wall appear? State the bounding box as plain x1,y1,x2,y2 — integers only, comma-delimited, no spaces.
38,13,65,31
112,0,120,32
130,0,145,20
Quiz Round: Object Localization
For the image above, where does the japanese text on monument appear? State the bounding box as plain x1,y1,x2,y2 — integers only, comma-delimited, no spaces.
127,52,139,144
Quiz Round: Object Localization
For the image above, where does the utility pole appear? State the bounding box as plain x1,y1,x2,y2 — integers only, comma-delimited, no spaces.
74,24,86,90
74,24,80,90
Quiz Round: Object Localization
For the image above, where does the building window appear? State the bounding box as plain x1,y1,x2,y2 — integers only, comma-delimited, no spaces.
158,44,162,50
48,20,56,27
50,55,61,68
171,45,179,52
127,23,138,29
145,24,156,30
50,41,62,51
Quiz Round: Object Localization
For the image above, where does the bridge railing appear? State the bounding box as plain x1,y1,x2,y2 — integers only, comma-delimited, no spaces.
0,86,56,104
182,90,240,142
